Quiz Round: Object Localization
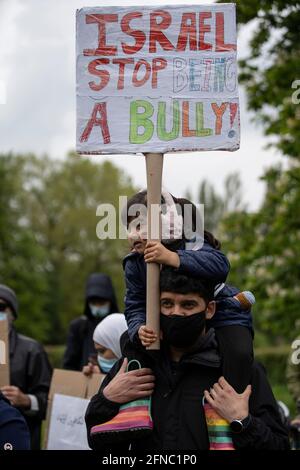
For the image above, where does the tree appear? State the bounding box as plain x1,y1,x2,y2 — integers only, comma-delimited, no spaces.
221,165,300,341
0,152,137,344
23,152,136,344
225,0,300,159
223,173,245,214
214,0,300,343
196,172,245,234
0,154,49,341
198,180,224,233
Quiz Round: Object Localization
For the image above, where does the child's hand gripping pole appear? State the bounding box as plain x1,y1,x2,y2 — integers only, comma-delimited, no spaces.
144,153,164,350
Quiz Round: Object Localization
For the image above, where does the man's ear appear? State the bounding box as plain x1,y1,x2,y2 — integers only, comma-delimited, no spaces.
205,300,216,320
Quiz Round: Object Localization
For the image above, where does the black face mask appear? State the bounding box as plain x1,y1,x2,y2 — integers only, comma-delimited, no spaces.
160,311,206,348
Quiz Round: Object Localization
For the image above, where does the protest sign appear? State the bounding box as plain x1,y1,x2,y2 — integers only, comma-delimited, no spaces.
76,4,239,154
47,394,90,450
0,313,9,387
44,369,104,449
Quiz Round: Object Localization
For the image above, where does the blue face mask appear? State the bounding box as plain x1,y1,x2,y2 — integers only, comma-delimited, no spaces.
97,354,117,373
89,303,110,318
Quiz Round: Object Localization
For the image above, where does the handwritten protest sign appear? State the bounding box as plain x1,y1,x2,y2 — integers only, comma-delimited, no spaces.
47,393,90,450
44,369,103,449
76,4,239,154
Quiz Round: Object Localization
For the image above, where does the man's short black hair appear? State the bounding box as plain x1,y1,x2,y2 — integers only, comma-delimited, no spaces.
160,268,215,303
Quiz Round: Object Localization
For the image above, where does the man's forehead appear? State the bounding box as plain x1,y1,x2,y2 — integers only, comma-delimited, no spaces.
160,291,203,301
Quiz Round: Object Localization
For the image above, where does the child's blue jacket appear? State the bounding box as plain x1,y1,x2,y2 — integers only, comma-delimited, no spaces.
123,241,253,341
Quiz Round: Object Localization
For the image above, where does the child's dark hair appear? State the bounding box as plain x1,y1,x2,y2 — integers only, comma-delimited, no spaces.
160,267,215,303
124,190,221,250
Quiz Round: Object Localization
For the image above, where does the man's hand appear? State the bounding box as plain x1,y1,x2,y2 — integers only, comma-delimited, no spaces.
138,325,157,347
103,358,155,404
82,362,101,376
1,386,31,409
144,241,180,267
204,376,252,423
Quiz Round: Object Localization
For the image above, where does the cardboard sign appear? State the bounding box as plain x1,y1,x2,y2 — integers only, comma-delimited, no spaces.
44,369,104,449
47,394,91,450
76,3,239,154
0,313,9,387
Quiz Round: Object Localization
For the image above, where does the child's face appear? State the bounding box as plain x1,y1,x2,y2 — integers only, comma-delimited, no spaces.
127,217,147,254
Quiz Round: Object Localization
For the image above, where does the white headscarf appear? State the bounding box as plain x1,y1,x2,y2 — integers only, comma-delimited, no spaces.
92,313,127,359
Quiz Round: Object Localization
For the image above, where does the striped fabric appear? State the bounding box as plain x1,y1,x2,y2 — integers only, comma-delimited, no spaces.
203,401,235,450
91,399,153,435
90,360,153,442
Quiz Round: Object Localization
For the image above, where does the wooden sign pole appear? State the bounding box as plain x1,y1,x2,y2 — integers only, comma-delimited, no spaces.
144,153,164,350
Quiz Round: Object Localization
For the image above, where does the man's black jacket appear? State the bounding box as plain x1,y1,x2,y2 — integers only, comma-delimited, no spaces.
85,330,289,451
9,326,52,449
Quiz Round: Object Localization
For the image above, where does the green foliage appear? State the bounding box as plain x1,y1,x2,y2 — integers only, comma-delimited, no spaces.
218,0,300,159
255,345,296,414
220,164,300,342
0,154,49,341
212,0,300,344
0,152,137,344
45,345,65,369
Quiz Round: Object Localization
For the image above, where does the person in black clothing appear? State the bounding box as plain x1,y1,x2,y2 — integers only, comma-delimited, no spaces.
63,273,119,371
0,391,30,450
0,284,52,450
85,270,289,451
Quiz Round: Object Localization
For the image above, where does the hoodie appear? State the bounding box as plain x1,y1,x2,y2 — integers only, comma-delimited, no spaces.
83,273,119,320
62,273,119,371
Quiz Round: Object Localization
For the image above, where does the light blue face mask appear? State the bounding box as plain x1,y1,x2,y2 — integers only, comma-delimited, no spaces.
97,354,117,373
89,303,110,318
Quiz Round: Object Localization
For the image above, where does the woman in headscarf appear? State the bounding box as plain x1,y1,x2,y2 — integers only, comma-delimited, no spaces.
82,313,127,376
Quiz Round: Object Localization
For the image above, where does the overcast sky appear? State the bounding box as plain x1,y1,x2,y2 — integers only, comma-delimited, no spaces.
0,0,283,210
